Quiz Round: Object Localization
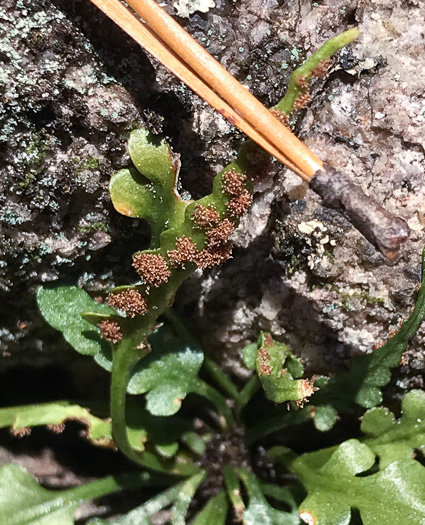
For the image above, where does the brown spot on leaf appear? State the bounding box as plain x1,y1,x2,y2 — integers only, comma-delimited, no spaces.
226,190,253,217
299,511,317,525
99,319,122,344
132,253,171,287
168,236,198,267
173,397,183,407
114,204,133,217
108,289,148,317
192,203,220,229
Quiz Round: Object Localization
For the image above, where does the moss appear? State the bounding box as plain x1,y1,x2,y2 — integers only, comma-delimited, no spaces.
339,290,386,307
80,156,100,170
288,255,300,274
337,290,386,312
340,299,356,312
73,156,101,174
78,221,108,234
312,282,386,312
18,173,36,189
323,250,335,263
24,135,48,168
17,135,49,191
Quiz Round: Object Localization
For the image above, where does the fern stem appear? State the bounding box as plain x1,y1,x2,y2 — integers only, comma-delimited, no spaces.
192,378,235,430
236,376,261,410
223,465,245,518
245,407,310,446
110,339,150,466
275,28,359,115
62,471,168,503
202,356,240,401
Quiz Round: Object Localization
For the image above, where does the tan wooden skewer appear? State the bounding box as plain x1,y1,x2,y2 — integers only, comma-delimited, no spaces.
87,0,410,261
126,0,325,179
88,0,322,180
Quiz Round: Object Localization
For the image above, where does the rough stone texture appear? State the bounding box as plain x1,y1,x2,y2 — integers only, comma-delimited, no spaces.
1,0,425,492
180,0,425,386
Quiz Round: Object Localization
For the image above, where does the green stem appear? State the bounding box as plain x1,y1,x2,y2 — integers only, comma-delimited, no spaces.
163,308,196,341
61,471,166,506
111,339,150,466
236,376,261,410
107,481,186,525
275,27,360,115
203,356,240,401
171,472,207,524
245,406,311,446
223,465,245,519
192,378,235,430
110,339,202,474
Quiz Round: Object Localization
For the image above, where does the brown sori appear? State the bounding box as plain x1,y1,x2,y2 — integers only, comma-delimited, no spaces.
270,108,290,128
206,219,235,249
168,235,198,267
311,58,332,78
293,92,312,111
221,169,246,196
294,74,309,88
257,347,272,376
99,319,123,344
132,252,171,287
192,203,220,228
196,244,232,270
226,190,253,217
108,289,148,317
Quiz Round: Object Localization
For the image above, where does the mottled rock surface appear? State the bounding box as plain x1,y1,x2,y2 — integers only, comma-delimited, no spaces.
0,0,424,490
183,0,425,388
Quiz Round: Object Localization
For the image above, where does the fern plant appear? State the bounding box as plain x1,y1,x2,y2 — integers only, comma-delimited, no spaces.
1,29,425,525
2,276,425,523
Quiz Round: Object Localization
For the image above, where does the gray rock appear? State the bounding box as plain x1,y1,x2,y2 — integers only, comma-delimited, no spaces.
1,0,424,395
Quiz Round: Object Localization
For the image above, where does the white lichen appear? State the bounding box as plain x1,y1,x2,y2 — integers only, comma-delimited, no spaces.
174,0,215,18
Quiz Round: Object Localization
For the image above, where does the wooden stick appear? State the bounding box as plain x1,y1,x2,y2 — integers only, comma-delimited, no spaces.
87,0,410,259
88,0,306,179
125,0,324,179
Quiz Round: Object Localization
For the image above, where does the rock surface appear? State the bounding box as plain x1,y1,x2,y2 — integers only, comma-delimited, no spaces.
1,0,424,459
